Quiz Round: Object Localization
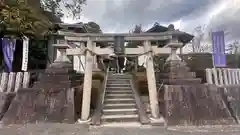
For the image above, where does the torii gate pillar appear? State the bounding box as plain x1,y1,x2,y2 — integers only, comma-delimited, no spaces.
81,39,93,121
143,40,160,118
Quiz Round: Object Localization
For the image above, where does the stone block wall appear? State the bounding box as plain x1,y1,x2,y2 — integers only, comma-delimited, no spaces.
0,92,15,120
164,85,236,126
1,65,85,125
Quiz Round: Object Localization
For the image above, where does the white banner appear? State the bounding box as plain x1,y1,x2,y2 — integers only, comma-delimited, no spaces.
21,37,29,71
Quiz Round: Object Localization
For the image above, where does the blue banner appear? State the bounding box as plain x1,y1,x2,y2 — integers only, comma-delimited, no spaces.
212,31,226,67
1,38,16,72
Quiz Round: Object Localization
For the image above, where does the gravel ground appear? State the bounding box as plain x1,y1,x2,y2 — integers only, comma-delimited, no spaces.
1,123,240,135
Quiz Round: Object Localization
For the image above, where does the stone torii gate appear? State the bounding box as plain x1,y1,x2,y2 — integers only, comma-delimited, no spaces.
58,31,178,121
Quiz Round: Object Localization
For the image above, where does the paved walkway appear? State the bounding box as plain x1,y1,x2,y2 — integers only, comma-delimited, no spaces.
1,123,240,135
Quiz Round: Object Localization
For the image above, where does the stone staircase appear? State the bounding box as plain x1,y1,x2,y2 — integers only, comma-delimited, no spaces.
101,73,140,124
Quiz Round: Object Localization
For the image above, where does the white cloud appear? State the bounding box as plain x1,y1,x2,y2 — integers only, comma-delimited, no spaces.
62,0,240,41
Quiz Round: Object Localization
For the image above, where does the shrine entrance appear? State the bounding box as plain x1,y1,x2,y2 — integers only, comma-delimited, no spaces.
52,30,185,125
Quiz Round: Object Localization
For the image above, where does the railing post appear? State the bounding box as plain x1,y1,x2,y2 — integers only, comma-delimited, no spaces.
228,69,233,84
0,72,8,92
14,72,24,92
237,69,240,84
218,68,224,85
7,72,16,92
206,68,213,84
233,69,237,84
223,68,229,85
22,72,30,88
212,68,219,85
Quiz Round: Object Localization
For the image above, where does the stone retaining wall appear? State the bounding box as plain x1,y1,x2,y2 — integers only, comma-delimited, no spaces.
0,92,15,120
164,84,238,126
1,67,83,125
220,86,240,123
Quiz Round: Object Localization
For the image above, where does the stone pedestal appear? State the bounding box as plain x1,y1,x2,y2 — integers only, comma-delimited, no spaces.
163,40,198,84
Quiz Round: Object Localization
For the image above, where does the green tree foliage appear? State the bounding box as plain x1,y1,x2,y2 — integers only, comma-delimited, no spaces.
0,0,52,39
126,25,143,48
0,0,87,39
41,0,86,19
84,22,102,33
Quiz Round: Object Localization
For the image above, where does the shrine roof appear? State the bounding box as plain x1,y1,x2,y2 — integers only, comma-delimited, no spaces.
54,23,88,33
146,23,194,44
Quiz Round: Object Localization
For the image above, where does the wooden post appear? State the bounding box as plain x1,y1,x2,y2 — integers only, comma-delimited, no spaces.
206,68,213,84
22,72,30,88
14,72,24,92
0,72,8,92
223,68,229,85
218,68,224,85
73,56,81,72
7,72,16,92
237,69,240,84
143,40,160,118
212,68,219,85
81,39,93,121
234,69,239,84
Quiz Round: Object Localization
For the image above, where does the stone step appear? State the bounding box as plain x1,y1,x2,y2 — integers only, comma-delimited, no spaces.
107,82,131,84
156,72,196,78
104,103,136,109
45,68,75,73
106,84,131,87
108,78,132,81
106,86,132,90
103,108,137,115
107,80,130,84
106,87,132,90
106,91,133,94
107,79,130,81
106,93,133,97
158,78,202,85
164,66,190,72
101,114,139,123
108,75,132,78
33,83,70,89
105,98,134,101
38,76,70,82
104,98,135,104
105,94,133,99
108,74,132,77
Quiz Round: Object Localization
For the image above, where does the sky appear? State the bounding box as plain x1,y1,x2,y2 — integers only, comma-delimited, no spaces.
63,0,240,42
